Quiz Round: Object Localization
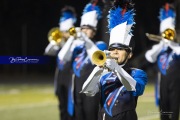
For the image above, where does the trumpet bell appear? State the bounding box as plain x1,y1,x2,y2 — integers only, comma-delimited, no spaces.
92,50,106,66
162,28,176,41
48,27,62,44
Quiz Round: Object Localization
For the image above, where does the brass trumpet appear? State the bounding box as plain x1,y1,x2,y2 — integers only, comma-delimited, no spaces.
69,27,77,36
146,28,178,43
68,27,82,38
48,27,63,45
92,50,119,66
92,50,107,66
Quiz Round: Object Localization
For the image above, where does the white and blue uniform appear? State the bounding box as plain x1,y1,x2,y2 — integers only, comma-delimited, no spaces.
57,1,103,120
72,41,107,120
98,68,147,119
56,37,85,118
157,45,180,120
48,6,77,120
157,46,180,75
145,41,180,120
145,3,180,120
81,1,148,119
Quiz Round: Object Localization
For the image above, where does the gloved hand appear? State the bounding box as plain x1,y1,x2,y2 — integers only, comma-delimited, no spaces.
105,59,120,71
145,40,165,63
76,31,82,38
105,58,137,91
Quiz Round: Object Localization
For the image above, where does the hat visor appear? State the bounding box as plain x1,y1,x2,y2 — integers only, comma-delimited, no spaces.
81,25,97,31
108,43,129,50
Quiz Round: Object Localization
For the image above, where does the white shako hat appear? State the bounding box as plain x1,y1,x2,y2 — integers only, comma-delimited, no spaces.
59,6,77,31
80,0,102,31
108,0,135,52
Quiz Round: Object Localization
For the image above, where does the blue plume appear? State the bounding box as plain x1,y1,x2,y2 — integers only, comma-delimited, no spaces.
82,3,102,20
108,6,135,32
60,11,77,23
159,8,176,21
96,41,108,51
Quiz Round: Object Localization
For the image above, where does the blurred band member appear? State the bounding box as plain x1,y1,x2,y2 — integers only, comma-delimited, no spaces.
73,41,107,120
54,6,77,120
145,3,180,120
57,1,106,120
72,1,106,120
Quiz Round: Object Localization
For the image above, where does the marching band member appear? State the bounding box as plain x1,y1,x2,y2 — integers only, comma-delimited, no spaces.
73,1,104,120
81,0,147,120
53,6,77,120
73,41,107,120
44,6,76,56
57,1,105,120
145,3,180,120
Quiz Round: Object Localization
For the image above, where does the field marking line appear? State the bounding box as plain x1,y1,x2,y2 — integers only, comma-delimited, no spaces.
139,114,159,120
0,102,57,111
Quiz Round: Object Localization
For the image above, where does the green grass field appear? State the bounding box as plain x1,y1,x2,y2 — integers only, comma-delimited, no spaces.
0,83,159,120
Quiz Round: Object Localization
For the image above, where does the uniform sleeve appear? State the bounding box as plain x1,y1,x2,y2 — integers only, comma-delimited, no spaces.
145,41,164,63
81,66,104,96
131,69,148,96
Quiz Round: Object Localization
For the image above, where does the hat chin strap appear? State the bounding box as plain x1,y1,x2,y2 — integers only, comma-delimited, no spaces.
118,52,130,66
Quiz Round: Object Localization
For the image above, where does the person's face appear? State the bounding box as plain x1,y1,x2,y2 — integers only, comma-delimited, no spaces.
109,48,132,64
81,28,96,39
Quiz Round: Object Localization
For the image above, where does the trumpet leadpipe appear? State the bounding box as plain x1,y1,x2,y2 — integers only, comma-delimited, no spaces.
145,33,162,42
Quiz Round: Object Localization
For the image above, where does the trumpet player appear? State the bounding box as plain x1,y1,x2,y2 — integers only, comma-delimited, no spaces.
51,6,77,120
145,3,180,120
81,0,147,120
44,5,76,56
57,1,106,120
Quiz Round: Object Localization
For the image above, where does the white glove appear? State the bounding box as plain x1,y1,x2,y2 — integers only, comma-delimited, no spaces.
58,36,74,62
44,41,60,56
78,32,99,64
105,59,120,71
76,31,82,38
105,59,136,91
145,40,164,63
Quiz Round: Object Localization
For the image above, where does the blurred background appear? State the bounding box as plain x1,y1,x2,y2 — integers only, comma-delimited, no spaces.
0,0,179,120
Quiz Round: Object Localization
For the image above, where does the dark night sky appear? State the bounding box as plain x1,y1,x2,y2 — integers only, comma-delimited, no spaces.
0,0,177,74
